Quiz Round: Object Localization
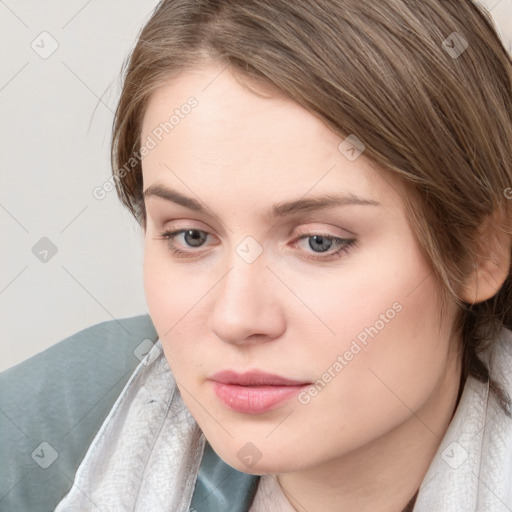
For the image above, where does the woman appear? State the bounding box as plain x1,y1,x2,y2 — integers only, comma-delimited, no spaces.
2,0,511,510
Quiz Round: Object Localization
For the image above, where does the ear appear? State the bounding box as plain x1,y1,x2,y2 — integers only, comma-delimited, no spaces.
459,211,512,304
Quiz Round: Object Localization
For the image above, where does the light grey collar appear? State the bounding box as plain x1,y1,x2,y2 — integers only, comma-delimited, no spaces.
414,326,512,511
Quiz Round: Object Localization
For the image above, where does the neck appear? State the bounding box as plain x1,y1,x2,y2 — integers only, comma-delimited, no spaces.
277,346,463,512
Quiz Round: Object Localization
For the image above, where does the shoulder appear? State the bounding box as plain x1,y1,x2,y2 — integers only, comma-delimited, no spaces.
0,314,157,512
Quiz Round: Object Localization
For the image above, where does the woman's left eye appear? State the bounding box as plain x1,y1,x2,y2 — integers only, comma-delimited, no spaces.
158,228,356,261
293,233,356,261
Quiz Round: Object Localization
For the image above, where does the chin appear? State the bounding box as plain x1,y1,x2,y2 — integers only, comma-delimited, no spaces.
207,438,308,476
225,456,293,476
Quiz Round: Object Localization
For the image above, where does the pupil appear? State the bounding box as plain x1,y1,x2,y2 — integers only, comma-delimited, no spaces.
310,235,331,253
185,230,205,247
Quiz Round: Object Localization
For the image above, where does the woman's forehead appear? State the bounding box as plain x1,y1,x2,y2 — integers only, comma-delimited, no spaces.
141,65,399,208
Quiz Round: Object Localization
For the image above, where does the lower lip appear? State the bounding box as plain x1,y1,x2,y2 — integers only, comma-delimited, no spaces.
211,382,309,414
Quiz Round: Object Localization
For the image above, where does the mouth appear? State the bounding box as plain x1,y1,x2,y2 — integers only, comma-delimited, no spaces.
209,370,312,414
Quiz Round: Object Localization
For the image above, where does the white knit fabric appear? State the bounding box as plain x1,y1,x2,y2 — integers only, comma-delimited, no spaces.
413,326,512,512
55,343,205,512
56,328,512,511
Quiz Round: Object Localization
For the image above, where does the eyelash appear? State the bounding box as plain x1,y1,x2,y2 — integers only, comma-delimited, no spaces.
157,228,356,262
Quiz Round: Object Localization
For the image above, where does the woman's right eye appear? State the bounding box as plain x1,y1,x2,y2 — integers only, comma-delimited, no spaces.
158,228,212,258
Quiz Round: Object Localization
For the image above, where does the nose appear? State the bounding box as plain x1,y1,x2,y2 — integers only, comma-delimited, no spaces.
208,251,286,346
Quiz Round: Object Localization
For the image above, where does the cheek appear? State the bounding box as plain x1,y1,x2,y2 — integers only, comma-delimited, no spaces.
301,241,449,431
143,239,199,322
303,230,437,354
142,242,213,375
143,244,184,357
289,230,434,359
143,243,174,330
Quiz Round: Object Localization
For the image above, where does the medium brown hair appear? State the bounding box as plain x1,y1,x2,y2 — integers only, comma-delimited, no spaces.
111,0,512,414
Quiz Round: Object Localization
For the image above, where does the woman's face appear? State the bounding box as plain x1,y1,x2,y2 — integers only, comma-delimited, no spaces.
141,62,461,474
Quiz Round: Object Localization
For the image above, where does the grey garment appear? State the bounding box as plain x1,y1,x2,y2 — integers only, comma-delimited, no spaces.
53,339,258,511
191,441,260,512
0,315,158,512
0,315,258,512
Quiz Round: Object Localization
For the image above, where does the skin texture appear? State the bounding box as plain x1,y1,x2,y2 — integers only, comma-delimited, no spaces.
141,62,465,512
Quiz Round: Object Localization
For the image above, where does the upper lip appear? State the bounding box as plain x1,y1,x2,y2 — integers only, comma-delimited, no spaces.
209,370,311,386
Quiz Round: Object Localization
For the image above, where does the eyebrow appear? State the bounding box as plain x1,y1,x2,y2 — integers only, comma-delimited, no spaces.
143,183,381,218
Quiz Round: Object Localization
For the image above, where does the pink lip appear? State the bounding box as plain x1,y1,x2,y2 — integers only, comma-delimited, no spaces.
209,370,311,414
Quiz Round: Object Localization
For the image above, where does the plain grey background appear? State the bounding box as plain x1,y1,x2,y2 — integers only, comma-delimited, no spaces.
1,0,511,371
